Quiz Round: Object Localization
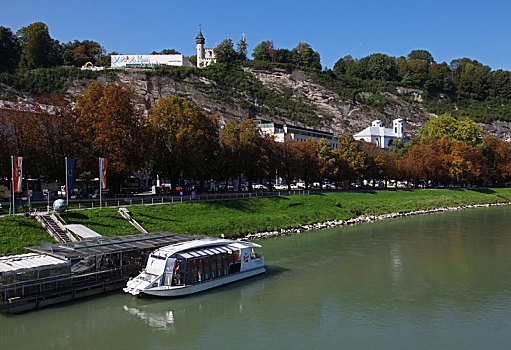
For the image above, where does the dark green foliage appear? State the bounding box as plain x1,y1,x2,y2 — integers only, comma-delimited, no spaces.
0,66,117,94
16,22,61,69
0,26,20,72
61,40,105,67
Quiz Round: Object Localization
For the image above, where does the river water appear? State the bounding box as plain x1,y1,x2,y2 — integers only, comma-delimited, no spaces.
2,206,511,350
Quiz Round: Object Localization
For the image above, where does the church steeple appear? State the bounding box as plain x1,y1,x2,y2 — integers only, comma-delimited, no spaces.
195,30,205,45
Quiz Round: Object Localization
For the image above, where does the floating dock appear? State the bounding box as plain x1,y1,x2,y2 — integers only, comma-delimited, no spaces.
0,232,197,313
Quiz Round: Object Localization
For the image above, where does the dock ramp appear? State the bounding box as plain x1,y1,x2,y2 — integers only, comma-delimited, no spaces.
36,214,75,243
65,224,102,239
118,208,148,234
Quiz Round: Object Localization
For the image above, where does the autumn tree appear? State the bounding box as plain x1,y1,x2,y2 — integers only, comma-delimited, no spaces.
337,134,368,184
239,119,270,189
481,136,511,185
292,138,321,189
75,82,147,187
316,138,338,187
274,139,300,189
148,96,218,188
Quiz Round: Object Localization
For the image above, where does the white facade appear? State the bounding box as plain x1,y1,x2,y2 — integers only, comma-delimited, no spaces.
255,120,338,149
196,30,216,68
111,54,194,68
354,118,406,149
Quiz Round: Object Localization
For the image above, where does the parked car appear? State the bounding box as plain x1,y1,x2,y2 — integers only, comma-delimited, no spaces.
253,184,268,191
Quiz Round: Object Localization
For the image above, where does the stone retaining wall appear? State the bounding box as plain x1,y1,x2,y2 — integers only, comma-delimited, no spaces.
241,202,511,241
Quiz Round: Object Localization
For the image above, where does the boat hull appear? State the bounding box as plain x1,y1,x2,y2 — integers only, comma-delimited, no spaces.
136,267,266,297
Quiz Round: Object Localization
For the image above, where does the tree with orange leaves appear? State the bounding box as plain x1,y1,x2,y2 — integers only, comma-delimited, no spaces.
75,82,147,185
148,96,219,188
481,135,511,185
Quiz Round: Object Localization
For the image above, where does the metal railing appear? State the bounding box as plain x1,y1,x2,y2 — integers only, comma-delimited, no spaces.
1,190,310,215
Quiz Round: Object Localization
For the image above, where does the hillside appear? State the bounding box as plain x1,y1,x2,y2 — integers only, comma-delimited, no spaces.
1,64,511,139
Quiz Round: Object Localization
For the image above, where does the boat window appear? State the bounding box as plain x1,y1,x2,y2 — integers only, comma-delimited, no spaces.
172,259,185,286
197,258,204,282
203,256,211,281
222,253,229,275
210,255,217,279
163,258,175,286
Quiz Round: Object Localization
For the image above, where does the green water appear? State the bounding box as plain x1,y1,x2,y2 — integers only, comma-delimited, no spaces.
2,206,511,350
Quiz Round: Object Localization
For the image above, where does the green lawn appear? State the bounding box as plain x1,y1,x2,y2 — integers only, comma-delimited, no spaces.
1,188,511,256
0,216,58,256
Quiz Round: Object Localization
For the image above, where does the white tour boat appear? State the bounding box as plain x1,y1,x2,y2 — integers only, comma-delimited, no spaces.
124,238,265,297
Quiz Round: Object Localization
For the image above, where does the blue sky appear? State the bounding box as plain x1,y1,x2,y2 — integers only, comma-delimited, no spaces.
2,0,511,70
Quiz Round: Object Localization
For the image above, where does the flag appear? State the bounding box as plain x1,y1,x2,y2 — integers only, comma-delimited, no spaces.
13,156,23,193
66,158,75,192
99,157,107,189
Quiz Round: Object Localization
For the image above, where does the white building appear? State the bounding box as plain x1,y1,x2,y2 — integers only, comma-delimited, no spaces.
110,54,194,68
196,30,216,68
255,120,338,148
353,119,406,149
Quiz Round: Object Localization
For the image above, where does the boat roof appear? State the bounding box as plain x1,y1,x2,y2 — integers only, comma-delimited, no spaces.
26,232,197,259
152,238,262,258
0,253,69,274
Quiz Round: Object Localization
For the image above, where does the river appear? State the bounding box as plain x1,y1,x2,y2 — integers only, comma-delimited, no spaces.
2,206,510,349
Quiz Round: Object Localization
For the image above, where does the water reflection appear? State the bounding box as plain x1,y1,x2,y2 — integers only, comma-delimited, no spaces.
1,207,511,350
121,273,266,333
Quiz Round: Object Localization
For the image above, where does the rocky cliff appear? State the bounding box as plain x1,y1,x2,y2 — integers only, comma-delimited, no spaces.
4,66,511,139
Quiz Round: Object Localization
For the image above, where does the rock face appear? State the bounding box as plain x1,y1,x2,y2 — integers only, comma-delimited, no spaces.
4,67,511,139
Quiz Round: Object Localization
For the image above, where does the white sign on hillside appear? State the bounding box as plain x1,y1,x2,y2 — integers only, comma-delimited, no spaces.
111,54,193,68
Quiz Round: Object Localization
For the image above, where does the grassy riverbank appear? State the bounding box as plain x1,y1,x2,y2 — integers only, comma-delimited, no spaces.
1,188,511,256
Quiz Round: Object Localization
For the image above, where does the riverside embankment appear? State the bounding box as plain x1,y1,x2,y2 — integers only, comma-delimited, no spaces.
1,188,511,256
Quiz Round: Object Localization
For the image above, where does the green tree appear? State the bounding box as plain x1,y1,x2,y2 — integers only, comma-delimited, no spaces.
428,62,453,94
361,53,397,81
419,113,484,146
62,40,104,66
492,70,511,100
213,39,238,63
292,42,321,70
236,38,248,61
252,40,274,62
151,49,180,55
16,22,60,69
450,58,491,100
407,50,434,65
0,26,20,72
274,48,294,64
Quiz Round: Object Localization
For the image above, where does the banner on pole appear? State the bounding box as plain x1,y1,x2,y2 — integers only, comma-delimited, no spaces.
66,158,75,191
99,158,107,189
13,156,23,193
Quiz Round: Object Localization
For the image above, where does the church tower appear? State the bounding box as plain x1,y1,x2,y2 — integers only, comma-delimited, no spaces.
196,30,205,66
393,118,405,138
